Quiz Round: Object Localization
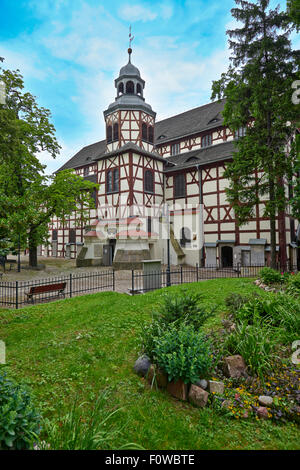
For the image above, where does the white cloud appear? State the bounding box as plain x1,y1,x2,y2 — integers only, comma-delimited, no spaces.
118,4,158,22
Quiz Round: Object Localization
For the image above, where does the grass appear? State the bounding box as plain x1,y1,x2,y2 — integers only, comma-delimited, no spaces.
0,278,299,450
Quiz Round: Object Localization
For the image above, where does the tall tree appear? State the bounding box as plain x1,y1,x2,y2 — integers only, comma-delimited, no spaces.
211,0,299,268
0,62,98,266
287,0,300,29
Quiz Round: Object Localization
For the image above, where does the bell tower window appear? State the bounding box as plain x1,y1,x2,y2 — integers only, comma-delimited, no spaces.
148,126,154,143
107,125,112,143
142,123,148,141
126,81,134,94
137,83,142,95
118,83,124,94
113,123,119,141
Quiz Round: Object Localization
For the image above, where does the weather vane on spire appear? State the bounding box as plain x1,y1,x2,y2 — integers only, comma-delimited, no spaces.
129,25,134,49
128,25,134,62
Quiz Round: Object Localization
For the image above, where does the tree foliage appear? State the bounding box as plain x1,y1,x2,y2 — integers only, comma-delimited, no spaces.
0,61,98,266
211,0,299,268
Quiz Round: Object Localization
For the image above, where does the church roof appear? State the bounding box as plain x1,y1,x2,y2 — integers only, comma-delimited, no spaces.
56,100,227,172
119,61,141,78
155,99,226,144
164,140,235,172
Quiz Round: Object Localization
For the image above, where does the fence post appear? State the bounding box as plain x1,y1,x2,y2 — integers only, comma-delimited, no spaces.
131,270,135,295
237,262,241,278
69,273,72,298
112,270,115,291
16,281,18,310
180,266,183,284
196,263,199,282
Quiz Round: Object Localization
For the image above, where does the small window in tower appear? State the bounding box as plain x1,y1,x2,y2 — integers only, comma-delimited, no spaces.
137,83,142,95
107,168,119,193
107,125,112,143
142,123,148,141
148,126,154,143
171,143,180,155
118,83,124,94
145,170,154,193
126,81,134,94
174,173,186,198
113,123,119,141
202,134,212,148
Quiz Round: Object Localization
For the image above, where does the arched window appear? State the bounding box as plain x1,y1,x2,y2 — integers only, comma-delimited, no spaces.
148,126,154,143
126,81,134,94
137,83,142,95
118,82,124,94
113,123,119,141
180,227,191,247
144,170,154,193
107,125,112,143
174,174,186,198
142,123,148,141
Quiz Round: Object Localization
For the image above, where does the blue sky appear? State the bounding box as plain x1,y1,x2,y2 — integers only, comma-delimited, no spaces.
0,0,296,173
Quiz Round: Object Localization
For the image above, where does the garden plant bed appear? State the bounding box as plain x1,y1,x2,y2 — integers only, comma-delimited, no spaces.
0,278,299,450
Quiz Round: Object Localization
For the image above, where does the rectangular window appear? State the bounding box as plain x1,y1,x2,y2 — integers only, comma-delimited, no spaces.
235,127,246,139
171,143,180,156
107,168,119,193
201,134,212,148
174,174,186,198
69,229,76,244
147,216,152,234
52,229,58,241
84,166,89,177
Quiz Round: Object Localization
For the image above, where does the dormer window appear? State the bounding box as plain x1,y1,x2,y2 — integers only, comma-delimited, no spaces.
158,135,166,140
202,134,212,148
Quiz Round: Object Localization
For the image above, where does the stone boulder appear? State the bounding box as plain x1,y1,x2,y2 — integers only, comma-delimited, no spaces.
208,380,224,395
188,385,209,408
258,396,273,407
194,379,208,390
224,355,247,378
257,407,269,419
133,355,151,377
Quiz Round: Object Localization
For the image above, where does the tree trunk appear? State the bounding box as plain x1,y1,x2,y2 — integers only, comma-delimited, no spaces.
28,227,38,267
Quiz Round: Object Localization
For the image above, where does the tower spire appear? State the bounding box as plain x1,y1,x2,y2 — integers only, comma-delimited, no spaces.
128,25,134,63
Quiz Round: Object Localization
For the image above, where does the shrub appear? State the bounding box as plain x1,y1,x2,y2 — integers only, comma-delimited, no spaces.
224,320,280,380
259,267,281,285
0,372,41,449
140,319,166,360
225,292,252,315
152,290,216,329
153,323,213,384
286,272,300,296
235,293,300,342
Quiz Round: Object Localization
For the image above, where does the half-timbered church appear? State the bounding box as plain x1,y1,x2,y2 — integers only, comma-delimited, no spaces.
44,46,297,270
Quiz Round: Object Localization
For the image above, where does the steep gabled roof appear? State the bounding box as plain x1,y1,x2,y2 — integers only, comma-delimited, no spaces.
164,140,235,172
57,140,106,171
155,99,226,144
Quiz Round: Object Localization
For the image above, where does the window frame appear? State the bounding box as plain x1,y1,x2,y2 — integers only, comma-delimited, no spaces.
69,228,76,244
106,168,119,194
144,169,154,194
201,134,212,148
171,143,180,156
174,173,186,199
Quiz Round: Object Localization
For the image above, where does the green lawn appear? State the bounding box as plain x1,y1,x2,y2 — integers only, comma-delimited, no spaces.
0,278,299,450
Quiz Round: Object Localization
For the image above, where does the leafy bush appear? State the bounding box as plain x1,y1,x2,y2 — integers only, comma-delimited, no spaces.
140,319,166,360
0,372,41,449
259,267,282,285
152,290,216,329
152,323,213,384
224,320,280,380
225,292,252,315
235,293,300,341
286,272,300,296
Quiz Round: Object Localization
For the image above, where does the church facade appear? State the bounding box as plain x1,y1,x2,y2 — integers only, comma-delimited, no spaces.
42,48,297,269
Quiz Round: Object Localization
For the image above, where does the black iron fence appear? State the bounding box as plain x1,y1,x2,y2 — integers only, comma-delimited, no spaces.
131,264,298,295
0,271,115,309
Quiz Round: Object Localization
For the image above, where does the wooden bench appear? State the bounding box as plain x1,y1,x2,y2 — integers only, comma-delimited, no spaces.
25,282,67,303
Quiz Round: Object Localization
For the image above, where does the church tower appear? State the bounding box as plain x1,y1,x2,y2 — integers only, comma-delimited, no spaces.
103,46,156,154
